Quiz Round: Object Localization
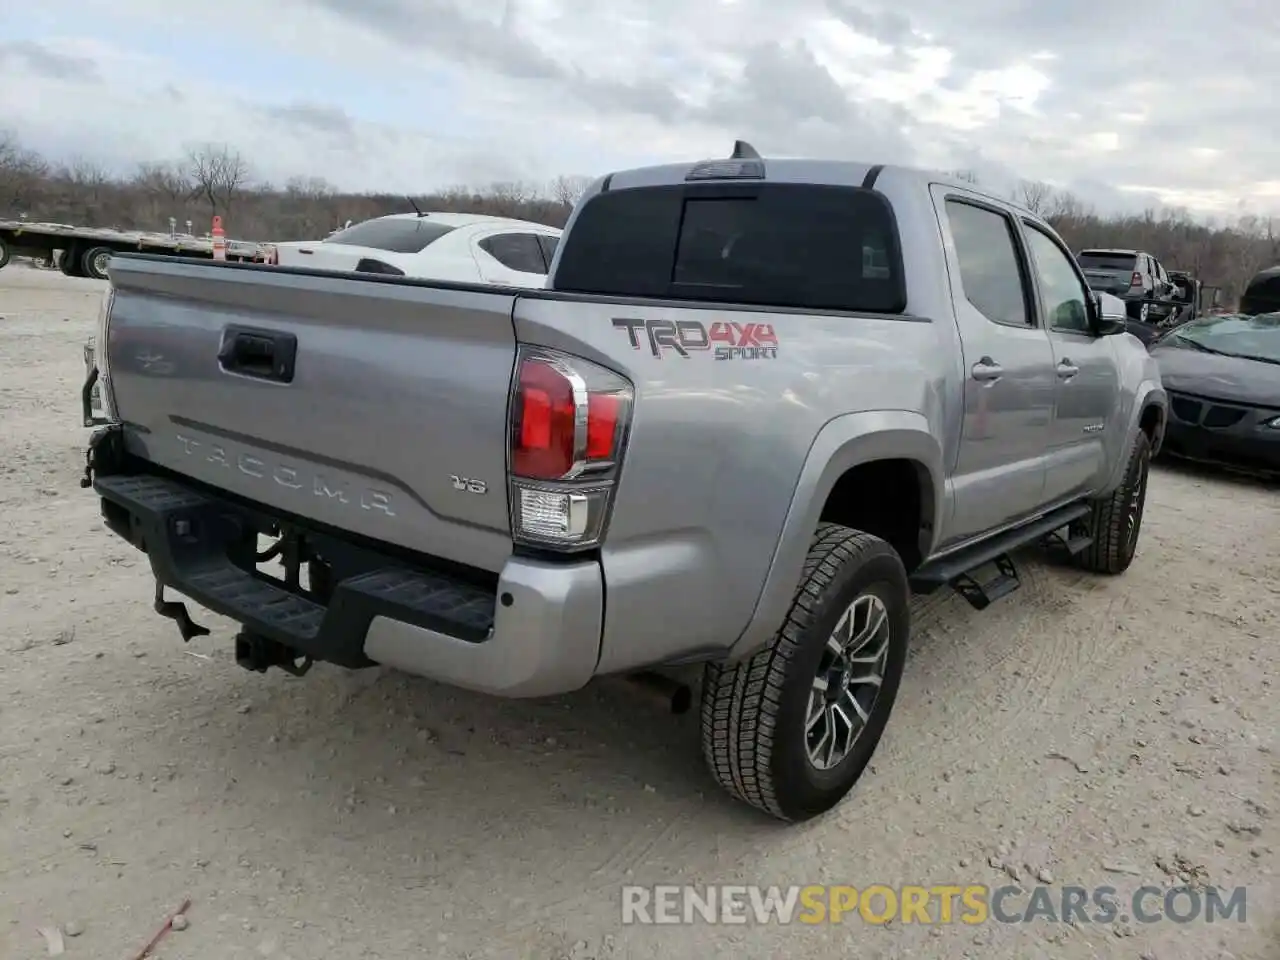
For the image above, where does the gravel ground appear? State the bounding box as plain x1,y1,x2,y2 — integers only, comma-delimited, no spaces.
0,264,1276,960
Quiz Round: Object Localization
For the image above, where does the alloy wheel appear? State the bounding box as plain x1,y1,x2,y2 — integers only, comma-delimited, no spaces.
806,593,891,771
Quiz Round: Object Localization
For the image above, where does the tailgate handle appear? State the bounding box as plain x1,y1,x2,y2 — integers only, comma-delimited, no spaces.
218,326,298,383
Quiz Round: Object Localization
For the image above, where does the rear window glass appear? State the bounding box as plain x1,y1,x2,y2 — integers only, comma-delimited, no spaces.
326,218,456,254
1078,252,1137,271
478,233,547,273
552,183,906,313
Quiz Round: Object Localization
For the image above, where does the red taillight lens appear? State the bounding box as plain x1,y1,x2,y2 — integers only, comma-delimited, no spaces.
1131,271,1142,288
511,355,626,480
513,359,577,480
586,394,620,459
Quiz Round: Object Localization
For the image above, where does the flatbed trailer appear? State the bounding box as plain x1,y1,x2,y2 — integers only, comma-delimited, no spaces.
0,218,266,280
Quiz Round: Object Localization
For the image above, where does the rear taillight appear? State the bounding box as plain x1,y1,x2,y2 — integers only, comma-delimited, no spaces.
508,346,633,551
1131,271,1143,288
95,287,118,421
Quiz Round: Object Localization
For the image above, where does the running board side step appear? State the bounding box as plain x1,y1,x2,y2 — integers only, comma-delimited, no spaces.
952,555,1020,611
909,502,1093,609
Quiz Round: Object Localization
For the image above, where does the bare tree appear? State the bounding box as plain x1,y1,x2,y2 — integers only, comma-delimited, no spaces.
134,161,192,205
1015,179,1052,215
550,174,592,208
0,128,51,213
479,181,538,218
57,157,111,225
1226,215,1269,299
284,175,337,200
184,143,251,223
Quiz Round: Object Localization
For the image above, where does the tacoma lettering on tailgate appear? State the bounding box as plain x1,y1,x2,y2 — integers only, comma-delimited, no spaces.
174,433,395,516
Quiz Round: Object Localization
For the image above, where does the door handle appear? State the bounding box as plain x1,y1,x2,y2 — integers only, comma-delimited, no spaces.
1057,359,1080,379
218,325,298,383
971,358,1003,382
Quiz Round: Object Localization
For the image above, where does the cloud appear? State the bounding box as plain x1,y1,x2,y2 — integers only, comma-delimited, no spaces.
0,40,99,82
0,0,1275,217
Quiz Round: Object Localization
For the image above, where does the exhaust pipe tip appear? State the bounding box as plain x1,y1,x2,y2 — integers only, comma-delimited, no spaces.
670,683,693,715
619,671,694,715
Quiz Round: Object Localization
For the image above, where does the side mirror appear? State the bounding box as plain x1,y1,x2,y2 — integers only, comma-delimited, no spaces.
1089,291,1128,336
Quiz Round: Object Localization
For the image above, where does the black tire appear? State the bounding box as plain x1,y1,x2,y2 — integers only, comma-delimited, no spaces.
1077,430,1152,575
0,235,10,270
700,524,910,822
59,246,83,277
82,246,113,280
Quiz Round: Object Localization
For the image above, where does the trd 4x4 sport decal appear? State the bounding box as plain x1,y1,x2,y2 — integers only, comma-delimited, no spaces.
612,317,779,360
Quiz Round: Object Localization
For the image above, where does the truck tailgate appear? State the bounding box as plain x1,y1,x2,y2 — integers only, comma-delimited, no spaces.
104,256,518,573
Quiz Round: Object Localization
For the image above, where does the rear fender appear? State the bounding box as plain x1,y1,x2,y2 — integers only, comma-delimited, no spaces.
726,410,945,660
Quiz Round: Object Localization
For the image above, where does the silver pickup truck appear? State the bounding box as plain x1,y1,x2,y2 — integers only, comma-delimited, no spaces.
80,143,1167,822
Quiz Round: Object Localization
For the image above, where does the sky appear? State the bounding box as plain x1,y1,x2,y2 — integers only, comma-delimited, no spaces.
1,0,1277,218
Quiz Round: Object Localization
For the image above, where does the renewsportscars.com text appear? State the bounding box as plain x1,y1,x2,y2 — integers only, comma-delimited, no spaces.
621,883,1248,926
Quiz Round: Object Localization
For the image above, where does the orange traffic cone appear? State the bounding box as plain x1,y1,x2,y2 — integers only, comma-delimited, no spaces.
211,215,227,261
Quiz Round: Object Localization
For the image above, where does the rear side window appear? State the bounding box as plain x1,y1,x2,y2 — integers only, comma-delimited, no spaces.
326,218,456,254
945,200,1029,327
552,183,906,313
537,234,559,268
479,233,548,274
1078,252,1137,272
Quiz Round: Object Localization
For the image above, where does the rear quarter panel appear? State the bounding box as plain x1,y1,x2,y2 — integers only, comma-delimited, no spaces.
513,294,951,672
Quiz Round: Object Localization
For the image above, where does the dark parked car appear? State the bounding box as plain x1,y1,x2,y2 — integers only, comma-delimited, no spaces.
1078,248,1178,324
1165,270,1200,325
1240,265,1280,315
1152,313,1280,475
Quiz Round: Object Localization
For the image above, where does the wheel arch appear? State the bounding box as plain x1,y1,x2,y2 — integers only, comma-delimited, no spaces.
1103,381,1167,492
726,410,944,661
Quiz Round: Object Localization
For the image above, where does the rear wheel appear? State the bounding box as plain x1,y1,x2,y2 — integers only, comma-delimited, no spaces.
1077,430,1151,575
700,524,910,822
82,246,113,280
0,235,10,270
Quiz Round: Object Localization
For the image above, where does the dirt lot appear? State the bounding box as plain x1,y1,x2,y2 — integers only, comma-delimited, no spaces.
0,265,1276,960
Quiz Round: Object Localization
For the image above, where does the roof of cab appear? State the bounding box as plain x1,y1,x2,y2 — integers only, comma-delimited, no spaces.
595,148,1034,215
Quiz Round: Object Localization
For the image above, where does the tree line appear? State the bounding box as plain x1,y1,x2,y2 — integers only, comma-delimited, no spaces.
3,131,1277,306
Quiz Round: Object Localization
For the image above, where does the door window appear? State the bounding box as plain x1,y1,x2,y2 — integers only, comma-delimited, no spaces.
479,233,547,274
1024,226,1091,334
944,200,1031,327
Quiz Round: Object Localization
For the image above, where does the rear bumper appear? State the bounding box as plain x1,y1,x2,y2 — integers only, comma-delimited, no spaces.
91,458,603,698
